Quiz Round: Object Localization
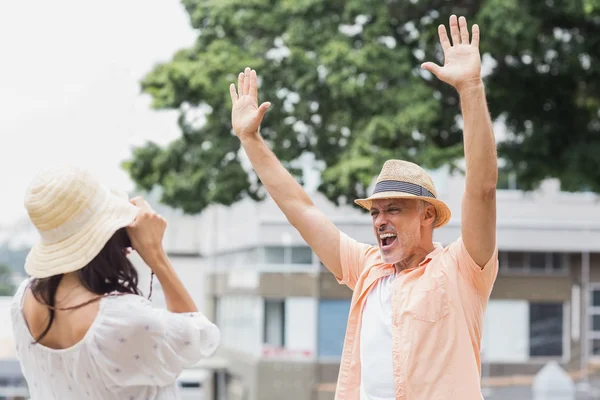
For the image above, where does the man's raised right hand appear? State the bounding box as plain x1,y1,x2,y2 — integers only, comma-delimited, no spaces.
229,67,272,140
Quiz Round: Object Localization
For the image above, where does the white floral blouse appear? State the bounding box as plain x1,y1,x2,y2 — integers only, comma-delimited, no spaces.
11,279,220,400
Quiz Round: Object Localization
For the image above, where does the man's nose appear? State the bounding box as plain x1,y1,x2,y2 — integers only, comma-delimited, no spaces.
375,214,389,229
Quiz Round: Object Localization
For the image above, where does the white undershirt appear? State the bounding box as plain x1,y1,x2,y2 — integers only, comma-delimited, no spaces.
360,273,396,400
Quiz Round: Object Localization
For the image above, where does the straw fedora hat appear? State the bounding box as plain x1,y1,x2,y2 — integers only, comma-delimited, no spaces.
24,165,139,279
355,160,451,228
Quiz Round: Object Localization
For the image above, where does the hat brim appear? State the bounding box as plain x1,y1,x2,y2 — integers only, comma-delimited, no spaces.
354,191,451,228
24,190,138,279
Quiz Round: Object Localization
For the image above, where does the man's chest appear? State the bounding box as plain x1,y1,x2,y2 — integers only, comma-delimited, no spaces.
358,263,452,325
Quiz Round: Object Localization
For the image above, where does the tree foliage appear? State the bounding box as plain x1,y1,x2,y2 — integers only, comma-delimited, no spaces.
0,264,16,296
124,0,600,214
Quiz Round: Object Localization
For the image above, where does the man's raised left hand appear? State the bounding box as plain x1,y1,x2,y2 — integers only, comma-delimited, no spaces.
421,15,482,92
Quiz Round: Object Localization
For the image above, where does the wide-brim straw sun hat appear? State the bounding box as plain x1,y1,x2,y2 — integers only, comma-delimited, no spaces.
355,160,451,228
24,165,139,279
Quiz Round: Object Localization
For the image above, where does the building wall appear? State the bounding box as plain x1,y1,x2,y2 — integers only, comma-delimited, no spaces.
218,348,259,400
207,259,600,384
256,361,316,400
206,267,353,399
491,275,571,302
211,352,342,400
480,252,600,377
209,258,600,384
208,272,352,299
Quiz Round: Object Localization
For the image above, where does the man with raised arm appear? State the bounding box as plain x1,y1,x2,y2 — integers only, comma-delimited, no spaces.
229,15,497,400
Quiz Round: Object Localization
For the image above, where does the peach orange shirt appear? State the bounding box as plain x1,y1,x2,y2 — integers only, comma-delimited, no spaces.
334,233,498,400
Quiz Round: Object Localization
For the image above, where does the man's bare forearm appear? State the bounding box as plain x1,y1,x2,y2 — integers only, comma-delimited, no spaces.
238,133,343,276
459,80,498,192
459,79,497,267
239,134,314,222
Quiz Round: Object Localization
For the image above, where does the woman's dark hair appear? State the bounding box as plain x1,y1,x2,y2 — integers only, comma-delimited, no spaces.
29,228,148,343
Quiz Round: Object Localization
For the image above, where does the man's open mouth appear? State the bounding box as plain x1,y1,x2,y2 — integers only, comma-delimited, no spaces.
379,233,398,249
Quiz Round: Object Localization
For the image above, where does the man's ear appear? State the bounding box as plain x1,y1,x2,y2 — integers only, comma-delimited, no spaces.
421,203,437,227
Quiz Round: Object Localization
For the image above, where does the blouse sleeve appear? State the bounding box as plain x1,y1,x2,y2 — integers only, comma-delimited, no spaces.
91,294,220,388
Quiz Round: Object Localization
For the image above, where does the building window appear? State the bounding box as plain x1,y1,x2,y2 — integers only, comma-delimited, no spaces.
589,286,600,356
505,252,526,268
263,299,285,347
482,300,565,362
593,314,600,333
265,247,285,264
529,303,563,357
317,299,351,358
264,246,313,265
529,253,547,272
213,248,260,268
592,339,600,356
291,246,313,264
217,296,263,355
499,251,568,274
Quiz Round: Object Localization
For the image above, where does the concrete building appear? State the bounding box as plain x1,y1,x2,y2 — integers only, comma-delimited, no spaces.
186,167,600,400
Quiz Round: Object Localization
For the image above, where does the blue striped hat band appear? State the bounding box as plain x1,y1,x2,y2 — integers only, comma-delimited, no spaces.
372,180,436,199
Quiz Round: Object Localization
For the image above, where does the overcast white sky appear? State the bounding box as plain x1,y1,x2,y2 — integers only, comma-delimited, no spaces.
0,0,197,225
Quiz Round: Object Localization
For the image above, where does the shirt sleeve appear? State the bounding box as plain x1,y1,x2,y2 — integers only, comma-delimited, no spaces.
448,236,499,296
91,294,220,388
335,232,375,291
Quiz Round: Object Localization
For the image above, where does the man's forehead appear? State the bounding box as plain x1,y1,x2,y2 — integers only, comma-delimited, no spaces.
370,198,413,209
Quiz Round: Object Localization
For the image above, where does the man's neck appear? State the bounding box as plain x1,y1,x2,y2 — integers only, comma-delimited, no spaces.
394,244,436,273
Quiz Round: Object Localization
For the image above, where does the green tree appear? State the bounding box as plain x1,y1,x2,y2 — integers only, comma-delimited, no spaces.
124,0,600,214
0,264,16,296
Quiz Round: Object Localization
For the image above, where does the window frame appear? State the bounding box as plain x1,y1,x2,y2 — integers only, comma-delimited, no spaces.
316,299,352,361
481,299,570,364
527,301,570,362
587,284,600,359
499,251,569,276
262,298,286,348
262,245,315,268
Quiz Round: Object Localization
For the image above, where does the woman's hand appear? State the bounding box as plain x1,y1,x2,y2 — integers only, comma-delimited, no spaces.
126,197,168,268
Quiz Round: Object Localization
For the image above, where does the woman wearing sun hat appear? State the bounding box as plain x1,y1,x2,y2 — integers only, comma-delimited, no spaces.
10,165,220,399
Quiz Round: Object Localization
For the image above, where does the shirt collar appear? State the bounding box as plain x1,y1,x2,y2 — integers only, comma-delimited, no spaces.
419,242,444,266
